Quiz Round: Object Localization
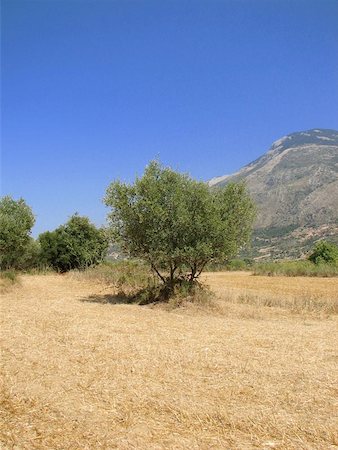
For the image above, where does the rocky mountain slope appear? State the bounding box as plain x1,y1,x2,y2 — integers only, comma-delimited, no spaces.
210,129,338,259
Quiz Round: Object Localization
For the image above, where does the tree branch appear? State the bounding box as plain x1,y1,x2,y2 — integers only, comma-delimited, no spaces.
151,263,166,283
195,260,209,279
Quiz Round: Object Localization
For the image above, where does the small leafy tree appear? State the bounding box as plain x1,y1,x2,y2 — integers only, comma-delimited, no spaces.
0,196,35,270
104,161,255,292
308,240,338,265
39,214,109,272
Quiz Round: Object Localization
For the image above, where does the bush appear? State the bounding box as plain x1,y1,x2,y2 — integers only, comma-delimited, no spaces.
308,240,338,265
74,260,152,291
253,260,338,277
0,270,19,293
39,214,109,272
205,258,253,272
227,259,251,271
0,270,18,283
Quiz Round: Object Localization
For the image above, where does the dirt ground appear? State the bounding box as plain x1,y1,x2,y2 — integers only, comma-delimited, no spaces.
1,272,338,449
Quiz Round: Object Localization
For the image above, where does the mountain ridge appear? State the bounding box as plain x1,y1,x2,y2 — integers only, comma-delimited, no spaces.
210,128,338,259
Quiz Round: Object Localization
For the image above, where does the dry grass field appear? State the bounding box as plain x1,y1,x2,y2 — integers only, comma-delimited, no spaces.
1,272,338,449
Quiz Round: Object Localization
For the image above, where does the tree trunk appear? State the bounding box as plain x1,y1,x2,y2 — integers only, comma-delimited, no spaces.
151,263,166,283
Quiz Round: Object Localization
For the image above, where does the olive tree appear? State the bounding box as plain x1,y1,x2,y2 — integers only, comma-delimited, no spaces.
39,214,109,272
104,161,255,289
0,196,35,270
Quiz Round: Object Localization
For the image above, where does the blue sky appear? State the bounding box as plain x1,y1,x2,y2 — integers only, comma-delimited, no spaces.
2,0,338,236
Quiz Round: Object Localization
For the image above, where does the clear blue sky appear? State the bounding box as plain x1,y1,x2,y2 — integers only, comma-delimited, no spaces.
2,0,338,236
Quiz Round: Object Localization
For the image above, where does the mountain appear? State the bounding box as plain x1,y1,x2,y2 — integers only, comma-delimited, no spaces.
209,129,338,260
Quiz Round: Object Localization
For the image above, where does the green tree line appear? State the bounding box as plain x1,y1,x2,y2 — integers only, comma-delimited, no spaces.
1,161,337,287
0,196,108,271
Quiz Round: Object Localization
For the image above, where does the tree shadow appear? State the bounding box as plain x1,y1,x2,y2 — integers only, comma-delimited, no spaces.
80,291,135,305
80,282,199,306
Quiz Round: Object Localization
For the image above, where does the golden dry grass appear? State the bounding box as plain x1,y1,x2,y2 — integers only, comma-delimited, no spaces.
1,272,338,449
202,272,338,317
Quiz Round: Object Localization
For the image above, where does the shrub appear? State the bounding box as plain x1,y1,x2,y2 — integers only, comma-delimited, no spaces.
227,259,250,271
39,214,109,272
0,270,17,283
0,270,19,294
308,240,338,265
74,260,152,291
253,260,338,277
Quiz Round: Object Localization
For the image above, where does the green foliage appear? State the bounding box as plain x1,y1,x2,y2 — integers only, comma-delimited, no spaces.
20,238,42,270
0,196,35,270
205,258,253,272
227,259,250,271
104,161,256,288
253,260,338,277
308,240,338,265
39,214,109,272
254,224,299,239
